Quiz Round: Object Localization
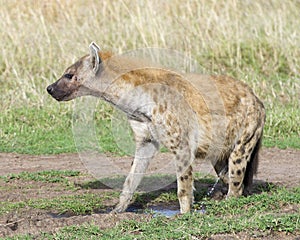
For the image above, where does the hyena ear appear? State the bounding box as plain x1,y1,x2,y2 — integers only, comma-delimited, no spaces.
89,42,102,74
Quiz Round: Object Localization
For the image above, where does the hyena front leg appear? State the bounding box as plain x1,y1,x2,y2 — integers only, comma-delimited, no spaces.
113,121,159,213
175,146,195,214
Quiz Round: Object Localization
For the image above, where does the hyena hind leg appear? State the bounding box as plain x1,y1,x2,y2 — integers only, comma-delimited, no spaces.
243,136,262,195
227,129,263,198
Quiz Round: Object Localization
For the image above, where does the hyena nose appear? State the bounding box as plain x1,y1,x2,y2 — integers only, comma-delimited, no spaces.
47,85,54,94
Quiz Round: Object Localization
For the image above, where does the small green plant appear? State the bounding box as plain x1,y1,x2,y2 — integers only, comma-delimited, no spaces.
2,170,81,184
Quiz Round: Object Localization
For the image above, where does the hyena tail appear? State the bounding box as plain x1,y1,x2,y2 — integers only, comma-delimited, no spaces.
243,135,262,195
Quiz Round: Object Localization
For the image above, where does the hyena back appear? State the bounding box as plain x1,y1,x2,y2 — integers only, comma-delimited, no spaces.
47,42,265,214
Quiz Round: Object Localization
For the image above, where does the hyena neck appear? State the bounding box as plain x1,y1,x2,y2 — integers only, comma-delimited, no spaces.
101,82,152,122
91,59,154,121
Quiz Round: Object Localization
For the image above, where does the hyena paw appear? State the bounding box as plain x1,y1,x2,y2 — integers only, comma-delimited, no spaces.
112,193,132,213
226,188,243,199
111,203,128,213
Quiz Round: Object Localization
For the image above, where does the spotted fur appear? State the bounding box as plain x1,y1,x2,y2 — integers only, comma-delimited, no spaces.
47,42,265,214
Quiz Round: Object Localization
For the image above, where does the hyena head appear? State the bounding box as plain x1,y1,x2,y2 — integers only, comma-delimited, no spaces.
47,42,103,101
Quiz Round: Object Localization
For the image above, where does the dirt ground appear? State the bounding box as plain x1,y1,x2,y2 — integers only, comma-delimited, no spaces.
0,148,299,239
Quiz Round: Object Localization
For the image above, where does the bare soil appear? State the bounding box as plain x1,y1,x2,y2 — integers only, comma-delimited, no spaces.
0,148,299,239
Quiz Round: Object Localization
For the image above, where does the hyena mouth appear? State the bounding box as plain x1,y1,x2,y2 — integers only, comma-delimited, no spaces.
46,85,71,101
52,95,67,101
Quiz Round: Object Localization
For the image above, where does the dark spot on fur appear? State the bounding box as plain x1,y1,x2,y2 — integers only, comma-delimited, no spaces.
184,175,189,180
243,134,250,142
237,170,242,175
237,140,241,145
236,158,242,164
180,176,184,181
167,119,171,126
164,100,167,108
231,170,234,175
233,182,240,187
240,145,245,154
183,160,189,167
143,138,151,143
178,189,186,197
178,166,182,172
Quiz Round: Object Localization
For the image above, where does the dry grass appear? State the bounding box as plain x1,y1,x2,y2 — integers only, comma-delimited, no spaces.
0,0,299,147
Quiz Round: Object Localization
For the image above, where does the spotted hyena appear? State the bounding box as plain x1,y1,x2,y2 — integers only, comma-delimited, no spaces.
47,42,265,214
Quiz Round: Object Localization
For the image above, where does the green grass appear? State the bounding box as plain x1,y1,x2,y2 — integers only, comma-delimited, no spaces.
0,107,75,154
0,0,299,153
0,169,299,238
0,106,124,155
263,104,300,149
0,170,119,216
0,104,298,155
3,187,299,239
0,193,116,216
1,170,80,184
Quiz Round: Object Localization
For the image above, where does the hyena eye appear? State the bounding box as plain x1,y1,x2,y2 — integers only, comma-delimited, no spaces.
64,73,74,79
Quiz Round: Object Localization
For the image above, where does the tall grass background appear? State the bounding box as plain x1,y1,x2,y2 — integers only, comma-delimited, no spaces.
0,0,299,153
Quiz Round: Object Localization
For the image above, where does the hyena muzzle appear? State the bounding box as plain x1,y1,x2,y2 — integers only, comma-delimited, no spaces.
47,42,265,214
